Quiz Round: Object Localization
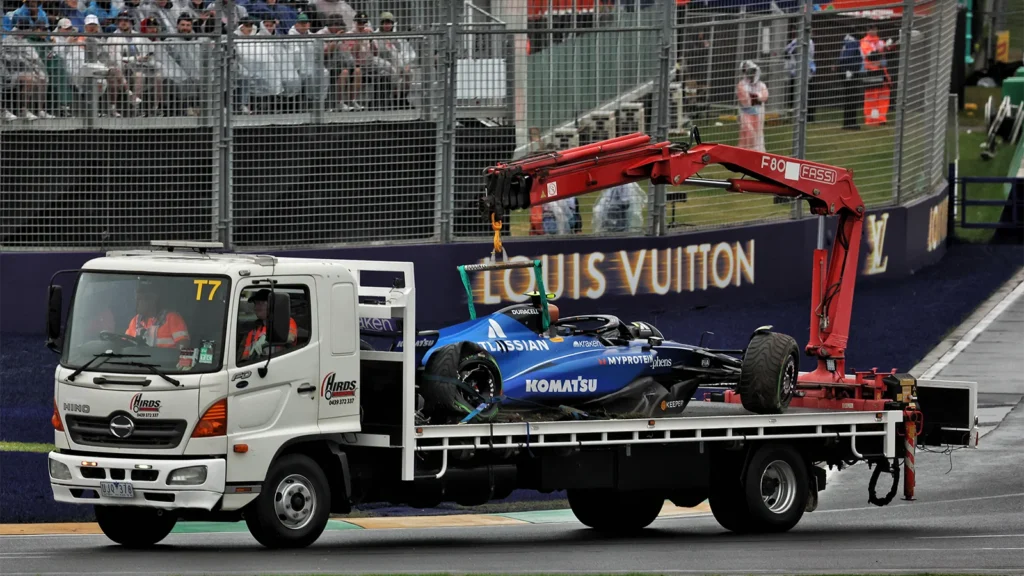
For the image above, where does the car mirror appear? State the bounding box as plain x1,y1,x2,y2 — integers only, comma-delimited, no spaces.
46,284,63,352
648,336,664,347
269,291,291,345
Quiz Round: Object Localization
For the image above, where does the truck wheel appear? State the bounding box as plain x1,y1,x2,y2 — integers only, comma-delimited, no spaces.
421,342,502,424
738,332,799,414
245,454,331,549
708,451,755,534
94,505,176,547
567,489,664,534
741,444,809,533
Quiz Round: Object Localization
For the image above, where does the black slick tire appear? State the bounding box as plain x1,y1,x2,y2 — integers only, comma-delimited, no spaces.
245,454,331,549
739,332,800,414
567,489,664,534
94,505,176,547
421,342,502,424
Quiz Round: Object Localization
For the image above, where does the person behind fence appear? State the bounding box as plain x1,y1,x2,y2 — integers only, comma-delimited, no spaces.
860,23,893,126
57,0,86,31
592,182,646,235
288,12,327,109
838,29,864,130
317,14,359,111
341,10,371,109
371,11,414,108
3,0,49,32
784,35,815,123
112,9,162,115
736,59,768,153
246,0,296,35
1,16,54,120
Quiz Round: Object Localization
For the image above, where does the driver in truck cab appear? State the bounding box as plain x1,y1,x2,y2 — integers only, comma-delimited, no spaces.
239,289,298,362
125,281,191,349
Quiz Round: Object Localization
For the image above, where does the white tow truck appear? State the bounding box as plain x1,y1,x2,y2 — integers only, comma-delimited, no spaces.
43,240,975,549
44,135,977,548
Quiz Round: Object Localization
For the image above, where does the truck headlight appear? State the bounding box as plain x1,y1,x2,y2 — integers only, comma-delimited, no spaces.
167,465,208,485
48,458,72,481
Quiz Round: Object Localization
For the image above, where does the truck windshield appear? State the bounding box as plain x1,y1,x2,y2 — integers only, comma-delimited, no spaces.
61,272,231,375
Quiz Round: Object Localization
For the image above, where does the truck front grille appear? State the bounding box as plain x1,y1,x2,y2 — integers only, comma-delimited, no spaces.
65,415,188,449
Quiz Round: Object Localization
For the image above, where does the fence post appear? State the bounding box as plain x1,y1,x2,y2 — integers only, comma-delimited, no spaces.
791,0,813,222
438,0,460,243
651,0,675,236
218,0,235,249
892,0,916,205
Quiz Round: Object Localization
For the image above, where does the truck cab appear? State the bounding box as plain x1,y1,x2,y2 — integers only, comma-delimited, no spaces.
45,241,395,547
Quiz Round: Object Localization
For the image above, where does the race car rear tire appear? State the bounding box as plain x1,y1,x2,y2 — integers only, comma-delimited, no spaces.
421,342,502,424
738,332,799,414
567,488,664,533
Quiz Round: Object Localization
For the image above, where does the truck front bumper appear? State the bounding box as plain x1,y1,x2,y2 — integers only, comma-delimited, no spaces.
48,451,226,511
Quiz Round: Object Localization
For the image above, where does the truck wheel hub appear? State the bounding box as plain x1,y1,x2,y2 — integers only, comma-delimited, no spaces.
274,474,316,530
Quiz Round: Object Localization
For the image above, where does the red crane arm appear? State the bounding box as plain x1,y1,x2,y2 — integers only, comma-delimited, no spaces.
478,132,867,382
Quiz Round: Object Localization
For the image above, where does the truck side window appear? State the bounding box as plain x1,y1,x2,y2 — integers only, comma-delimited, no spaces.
236,285,312,366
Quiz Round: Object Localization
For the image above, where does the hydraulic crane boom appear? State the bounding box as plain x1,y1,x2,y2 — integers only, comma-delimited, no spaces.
478,131,867,384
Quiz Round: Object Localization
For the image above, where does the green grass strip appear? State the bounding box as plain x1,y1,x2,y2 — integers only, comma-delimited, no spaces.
0,441,56,453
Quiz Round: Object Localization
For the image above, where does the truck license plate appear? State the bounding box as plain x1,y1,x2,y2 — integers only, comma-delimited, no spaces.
100,481,135,499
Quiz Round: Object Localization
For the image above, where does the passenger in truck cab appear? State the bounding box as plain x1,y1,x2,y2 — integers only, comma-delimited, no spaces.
126,281,191,349
239,289,297,362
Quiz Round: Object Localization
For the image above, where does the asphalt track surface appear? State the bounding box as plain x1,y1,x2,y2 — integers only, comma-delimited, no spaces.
2,280,1022,575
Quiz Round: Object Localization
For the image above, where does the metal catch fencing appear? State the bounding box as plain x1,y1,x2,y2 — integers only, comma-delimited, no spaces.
0,0,959,251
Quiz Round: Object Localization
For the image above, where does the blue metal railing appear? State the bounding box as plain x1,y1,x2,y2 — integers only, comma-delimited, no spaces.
948,163,1024,230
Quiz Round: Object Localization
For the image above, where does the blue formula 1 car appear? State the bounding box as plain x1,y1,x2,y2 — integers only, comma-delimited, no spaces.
359,260,801,424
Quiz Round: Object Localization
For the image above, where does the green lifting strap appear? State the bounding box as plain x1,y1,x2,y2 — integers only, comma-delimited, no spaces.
457,259,550,331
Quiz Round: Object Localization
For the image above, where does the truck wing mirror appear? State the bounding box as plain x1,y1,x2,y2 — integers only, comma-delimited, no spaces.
269,291,292,345
46,284,63,353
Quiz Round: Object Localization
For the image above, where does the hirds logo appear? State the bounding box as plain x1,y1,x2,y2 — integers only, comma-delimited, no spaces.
321,372,357,400
130,393,160,416
487,319,506,339
525,377,597,393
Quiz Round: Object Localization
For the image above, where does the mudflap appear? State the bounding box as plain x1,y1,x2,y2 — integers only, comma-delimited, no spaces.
915,379,979,448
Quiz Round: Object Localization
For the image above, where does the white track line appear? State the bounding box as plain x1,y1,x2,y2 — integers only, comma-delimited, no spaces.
920,279,1024,380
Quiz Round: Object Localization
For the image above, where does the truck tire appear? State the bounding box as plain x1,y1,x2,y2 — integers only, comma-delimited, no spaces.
567,489,664,534
738,332,800,414
94,505,176,547
742,444,809,532
245,454,331,549
421,342,502,424
708,451,755,534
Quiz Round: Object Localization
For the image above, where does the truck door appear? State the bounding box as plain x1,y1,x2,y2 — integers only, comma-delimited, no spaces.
316,280,361,433
225,277,320,472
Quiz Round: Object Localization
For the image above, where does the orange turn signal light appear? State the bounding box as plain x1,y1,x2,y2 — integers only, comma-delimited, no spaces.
52,398,64,432
233,444,248,453
191,398,227,438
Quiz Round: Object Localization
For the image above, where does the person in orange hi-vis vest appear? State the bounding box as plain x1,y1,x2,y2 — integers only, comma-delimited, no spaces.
240,289,297,362
125,281,190,349
736,60,769,152
860,24,894,126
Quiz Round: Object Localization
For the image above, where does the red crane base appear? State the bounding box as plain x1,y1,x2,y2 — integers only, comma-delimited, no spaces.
720,368,919,412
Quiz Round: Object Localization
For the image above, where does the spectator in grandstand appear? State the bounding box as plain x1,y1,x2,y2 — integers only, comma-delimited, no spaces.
84,0,120,33
3,0,49,32
57,0,85,30
288,12,327,110
112,10,163,115
371,10,414,109
318,14,359,111
312,0,352,30
141,0,176,36
156,13,204,116
189,3,226,34
736,59,768,153
1,17,55,120
247,0,296,35
838,29,864,130
341,9,370,108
